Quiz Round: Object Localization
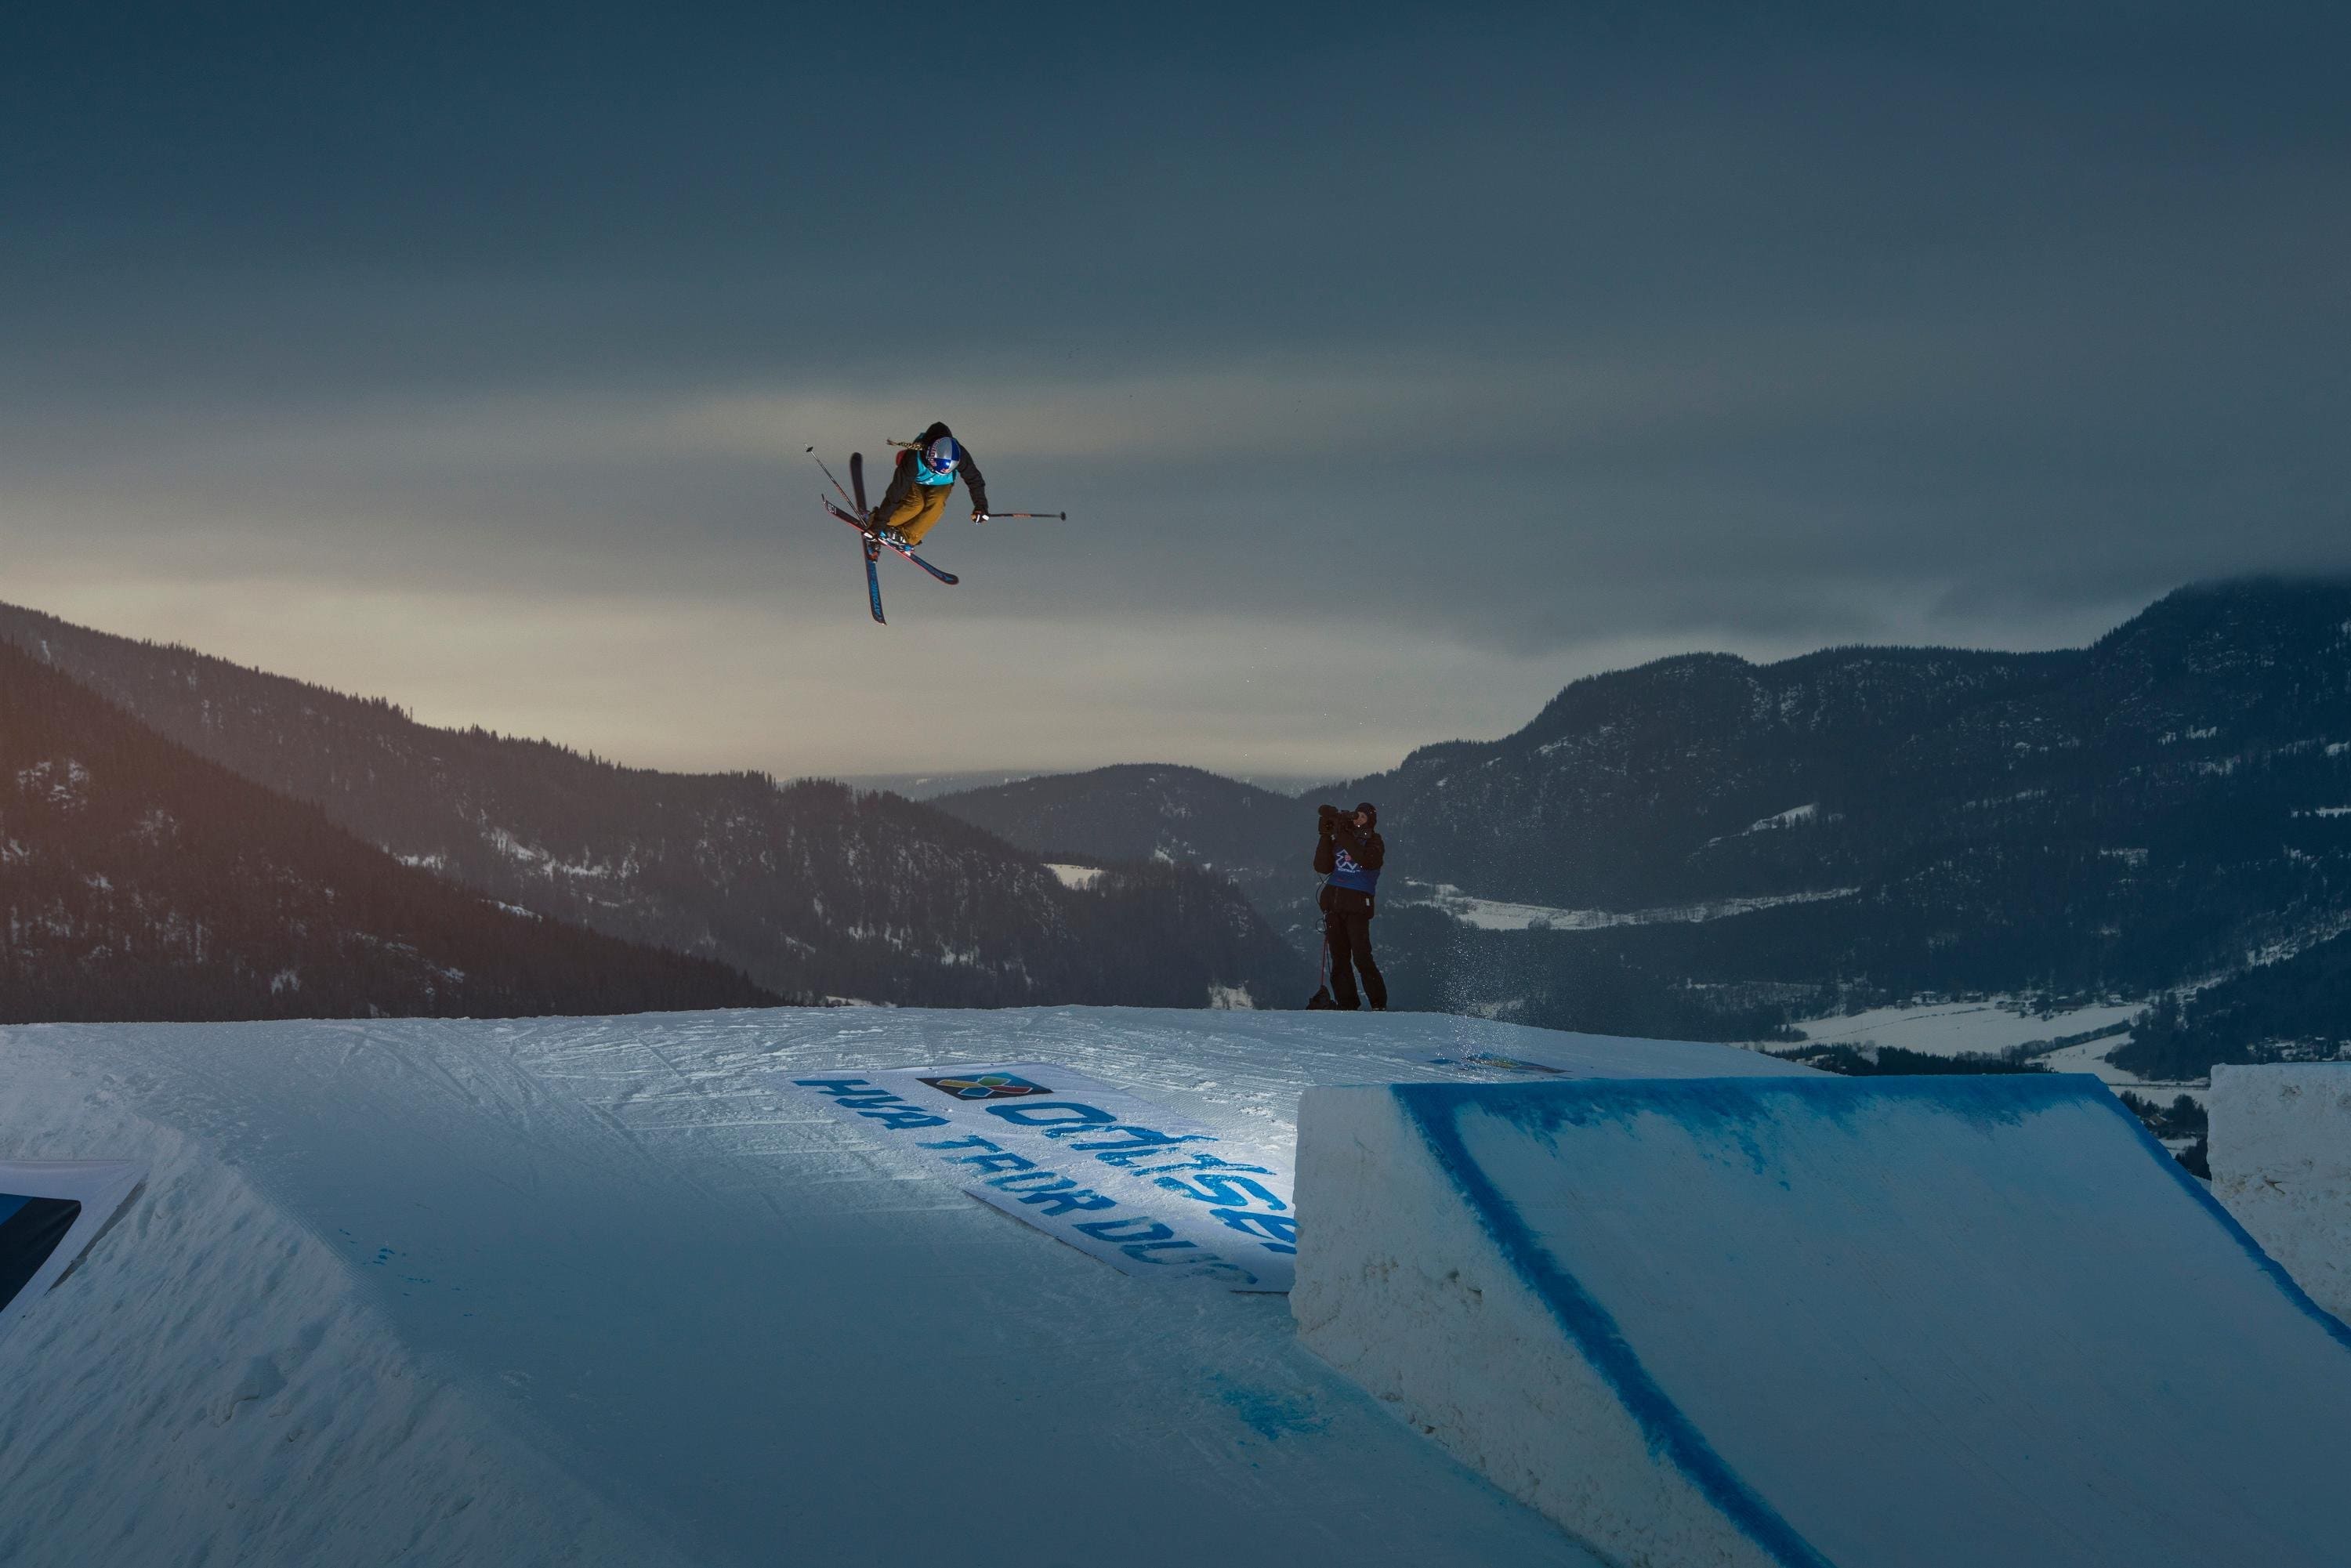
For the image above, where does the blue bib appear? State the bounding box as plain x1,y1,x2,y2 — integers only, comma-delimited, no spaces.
914,454,958,486
1328,846,1379,896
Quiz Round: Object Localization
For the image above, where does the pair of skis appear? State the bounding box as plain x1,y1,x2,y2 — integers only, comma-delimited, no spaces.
813,450,958,625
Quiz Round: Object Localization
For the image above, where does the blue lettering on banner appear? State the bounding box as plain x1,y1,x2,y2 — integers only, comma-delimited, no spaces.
1125,1152,1276,1178
920,1133,1045,1176
1149,1171,1295,1254
1074,1215,1196,1260
1210,1210,1299,1250
921,1134,1120,1216
1075,1216,1178,1243
1154,1173,1288,1211
792,1077,951,1130
984,1171,1118,1216
1058,1125,1215,1161
970,1101,1296,1260
919,1135,1002,1154
796,1066,1293,1289
985,1101,1119,1129
1074,1217,1261,1284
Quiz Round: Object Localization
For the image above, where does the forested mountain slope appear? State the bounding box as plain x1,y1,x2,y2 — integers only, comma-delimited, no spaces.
1327,580,2351,1001
0,606,1299,1009
0,640,776,1023
933,764,1306,873
907,582,2351,1052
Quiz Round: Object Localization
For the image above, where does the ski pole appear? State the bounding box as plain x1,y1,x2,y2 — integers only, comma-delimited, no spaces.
805,447,858,512
984,511,1068,520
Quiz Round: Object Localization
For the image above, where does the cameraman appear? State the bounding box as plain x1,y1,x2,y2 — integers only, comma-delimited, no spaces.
1314,802,1389,1011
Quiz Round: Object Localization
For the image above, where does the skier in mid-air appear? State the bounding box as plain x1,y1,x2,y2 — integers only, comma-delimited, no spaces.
810,420,1060,623
866,421,991,549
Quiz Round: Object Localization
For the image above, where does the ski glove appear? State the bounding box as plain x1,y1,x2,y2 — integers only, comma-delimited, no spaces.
972,509,989,523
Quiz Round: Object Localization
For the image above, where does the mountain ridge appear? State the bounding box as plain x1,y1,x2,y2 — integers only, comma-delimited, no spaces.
933,762,1306,875
904,579,2351,1055
0,639,778,1023
0,603,1300,1011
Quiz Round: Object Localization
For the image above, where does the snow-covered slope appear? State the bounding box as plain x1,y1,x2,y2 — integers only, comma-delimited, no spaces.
0,1031,692,1567
0,1007,1791,1567
0,603,1299,1010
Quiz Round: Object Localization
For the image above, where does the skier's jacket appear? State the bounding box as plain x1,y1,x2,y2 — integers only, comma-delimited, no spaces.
1315,813,1386,916
868,422,991,547
901,422,988,508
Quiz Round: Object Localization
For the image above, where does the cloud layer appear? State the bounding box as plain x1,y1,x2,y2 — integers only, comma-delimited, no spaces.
5,5,2347,777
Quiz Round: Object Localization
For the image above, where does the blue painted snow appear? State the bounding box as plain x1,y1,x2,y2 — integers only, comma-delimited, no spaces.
1210,1375,1332,1442
1395,1081,1834,1568
1391,1074,2351,1568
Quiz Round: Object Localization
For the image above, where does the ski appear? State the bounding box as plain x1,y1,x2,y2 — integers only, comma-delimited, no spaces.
895,545,962,587
813,448,957,625
823,498,961,585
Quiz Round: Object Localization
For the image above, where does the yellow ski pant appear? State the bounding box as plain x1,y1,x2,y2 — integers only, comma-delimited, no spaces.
871,478,954,545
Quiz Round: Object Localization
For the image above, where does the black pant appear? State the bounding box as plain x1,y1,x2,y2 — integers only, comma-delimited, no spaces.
1325,909,1387,1010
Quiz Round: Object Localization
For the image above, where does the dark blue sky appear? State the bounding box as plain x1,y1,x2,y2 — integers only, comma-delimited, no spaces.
7,4,2348,777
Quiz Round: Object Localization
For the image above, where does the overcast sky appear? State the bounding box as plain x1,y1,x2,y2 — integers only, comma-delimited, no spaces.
6,4,2348,780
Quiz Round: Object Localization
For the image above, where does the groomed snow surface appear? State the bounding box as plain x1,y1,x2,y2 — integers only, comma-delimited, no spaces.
1293,1075,2351,1568
12,1007,2349,1568
2212,1063,2351,1324
1,1006,1786,1568
0,1037,693,1568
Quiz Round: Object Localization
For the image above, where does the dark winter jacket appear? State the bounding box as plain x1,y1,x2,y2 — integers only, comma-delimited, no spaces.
877,420,990,520
1314,819,1386,916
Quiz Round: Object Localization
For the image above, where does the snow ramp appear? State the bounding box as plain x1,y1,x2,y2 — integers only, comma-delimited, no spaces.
1293,1074,2351,1568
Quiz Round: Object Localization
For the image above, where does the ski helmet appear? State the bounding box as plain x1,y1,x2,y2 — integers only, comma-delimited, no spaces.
923,435,961,474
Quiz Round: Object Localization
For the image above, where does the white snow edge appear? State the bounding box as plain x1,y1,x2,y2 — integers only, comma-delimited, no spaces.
2211,1062,2351,1326
0,1034,690,1568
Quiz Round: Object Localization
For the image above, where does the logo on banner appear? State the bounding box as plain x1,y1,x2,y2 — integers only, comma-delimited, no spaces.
919,1072,1054,1101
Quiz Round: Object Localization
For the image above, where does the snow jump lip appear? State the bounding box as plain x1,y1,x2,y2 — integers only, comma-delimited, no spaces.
1293,1074,2351,1568
0,1158,145,1343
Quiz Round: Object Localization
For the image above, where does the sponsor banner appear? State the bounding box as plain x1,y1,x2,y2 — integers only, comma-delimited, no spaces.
790,1063,1295,1292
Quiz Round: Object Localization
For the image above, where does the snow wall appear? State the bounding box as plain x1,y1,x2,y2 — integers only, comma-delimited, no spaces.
0,1033,698,1568
0,1160,144,1341
1292,1074,2351,1568
2211,1061,2351,1324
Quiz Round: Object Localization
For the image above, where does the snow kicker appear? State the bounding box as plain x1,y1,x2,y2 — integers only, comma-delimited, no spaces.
1291,1074,2351,1568
0,1159,145,1345
792,1063,1296,1290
